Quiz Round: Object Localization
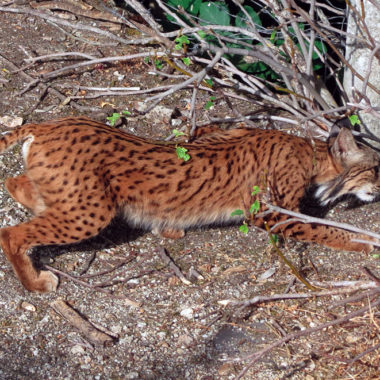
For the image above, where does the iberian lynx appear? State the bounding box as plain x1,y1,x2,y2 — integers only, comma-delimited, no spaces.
0,117,379,292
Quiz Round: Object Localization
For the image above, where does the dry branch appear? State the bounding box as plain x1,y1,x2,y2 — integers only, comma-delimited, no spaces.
0,6,131,45
219,283,379,308
0,53,97,113
50,298,116,346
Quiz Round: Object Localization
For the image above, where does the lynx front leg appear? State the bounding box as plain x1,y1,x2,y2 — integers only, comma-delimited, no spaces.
274,221,376,253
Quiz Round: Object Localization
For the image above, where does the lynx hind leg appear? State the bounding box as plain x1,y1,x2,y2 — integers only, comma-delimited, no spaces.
0,198,115,292
5,174,46,215
0,225,59,293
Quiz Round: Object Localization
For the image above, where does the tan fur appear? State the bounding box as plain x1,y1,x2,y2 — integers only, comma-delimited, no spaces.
0,117,379,292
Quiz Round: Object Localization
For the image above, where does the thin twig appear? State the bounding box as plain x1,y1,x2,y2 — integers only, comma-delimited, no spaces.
219,284,379,308
235,297,380,379
45,264,139,304
348,342,380,368
0,6,132,45
0,53,97,113
267,204,380,243
156,247,191,285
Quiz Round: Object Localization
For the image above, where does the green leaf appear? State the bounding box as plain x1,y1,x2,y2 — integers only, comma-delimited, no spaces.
270,29,277,42
288,23,305,37
312,62,324,71
106,113,121,126
144,57,150,63
237,61,269,74
251,185,260,196
172,129,185,137
296,39,327,60
122,110,131,115
274,39,285,47
182,57,191,66
235,5,262,28
197,30,207,38
239,224,249,234
372,253,380,259
204,101,213,110
167,0,192,9
175,35,190,45
188,0,202,15
204,78,213,87
175,35,190,50
154,59,163,69
176,146,191,161
349,114,361,126
199,2,230,26
249,200,260,214
204,96,216,110
168,0,202,15
271,234,279,244
231,209,244,216
314,40,327,55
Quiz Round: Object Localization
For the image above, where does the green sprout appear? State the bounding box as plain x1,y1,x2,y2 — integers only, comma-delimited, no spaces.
176,146,191,161
106,110,131,126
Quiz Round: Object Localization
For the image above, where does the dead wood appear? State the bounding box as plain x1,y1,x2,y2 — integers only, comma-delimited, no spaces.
50,298,116,346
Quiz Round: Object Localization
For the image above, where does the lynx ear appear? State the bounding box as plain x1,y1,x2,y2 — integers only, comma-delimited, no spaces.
328,123,341,139
329,128,363,165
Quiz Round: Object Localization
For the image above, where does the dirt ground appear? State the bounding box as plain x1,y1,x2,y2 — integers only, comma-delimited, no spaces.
0,2,379,380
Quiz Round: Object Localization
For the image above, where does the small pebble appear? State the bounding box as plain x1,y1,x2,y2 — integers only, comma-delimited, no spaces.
21,301,36,312
180,308,194,319
71,345,85,355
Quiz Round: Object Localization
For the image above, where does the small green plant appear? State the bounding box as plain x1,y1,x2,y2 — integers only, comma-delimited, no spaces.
197,30,207,38
154,59,164,69
231,186,262,234
172,128,191,161
175,35,190,50
349,114,361,126
204,78,213,87
182,57,191,66
172,129,186,138
230,209,244,217
106,110,131,126
271,233,279,244
239,223,249,234
204,96,216,110
176,146,191,161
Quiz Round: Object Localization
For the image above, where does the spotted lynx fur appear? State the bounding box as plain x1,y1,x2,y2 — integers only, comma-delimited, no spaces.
0,117,379,292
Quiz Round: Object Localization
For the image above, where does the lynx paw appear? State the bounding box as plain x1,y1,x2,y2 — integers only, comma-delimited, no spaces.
32,270,59,293
355,235,380,254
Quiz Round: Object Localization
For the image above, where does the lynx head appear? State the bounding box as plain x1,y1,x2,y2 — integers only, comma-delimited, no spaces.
315,126,380,205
